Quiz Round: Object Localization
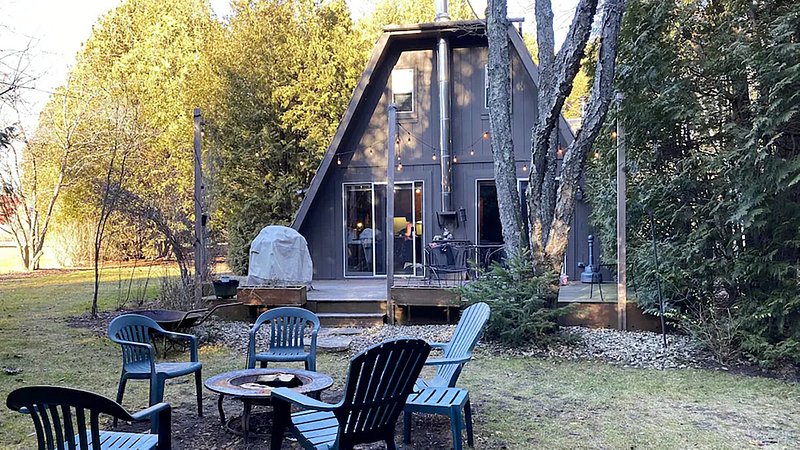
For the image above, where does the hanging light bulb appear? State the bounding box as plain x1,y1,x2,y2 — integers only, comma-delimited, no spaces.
337,156,341,165
482,131,490,139
611,131,618,139
368,148,373,155
453,156,458,163
300,160,305,166
557,147,565,158
469,148,475,156
397,163,403,171
432,153,438,161
522,164,528,172
594,151,601,159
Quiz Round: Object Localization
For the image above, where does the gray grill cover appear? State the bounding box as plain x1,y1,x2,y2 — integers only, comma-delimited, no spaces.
246,225,313,286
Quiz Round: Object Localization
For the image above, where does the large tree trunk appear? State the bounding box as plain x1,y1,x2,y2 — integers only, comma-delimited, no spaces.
543,0,627,270
528,0,599,269
524,0,626,275
487,0,526,257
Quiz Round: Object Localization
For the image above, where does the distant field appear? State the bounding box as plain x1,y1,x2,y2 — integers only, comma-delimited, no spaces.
0,244,62,273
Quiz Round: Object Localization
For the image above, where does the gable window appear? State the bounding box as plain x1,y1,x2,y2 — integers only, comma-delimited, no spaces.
485,64,512,109
392,68,414,112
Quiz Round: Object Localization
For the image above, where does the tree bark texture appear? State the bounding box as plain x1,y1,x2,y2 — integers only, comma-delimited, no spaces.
528,0,599,267
487,0,526,256
544,0,627,270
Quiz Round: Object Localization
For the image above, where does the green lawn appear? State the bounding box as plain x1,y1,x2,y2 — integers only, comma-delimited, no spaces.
1,268,799,449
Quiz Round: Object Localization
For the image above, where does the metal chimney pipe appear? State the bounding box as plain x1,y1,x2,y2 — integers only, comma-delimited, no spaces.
436,0,453,212
435,0,451,21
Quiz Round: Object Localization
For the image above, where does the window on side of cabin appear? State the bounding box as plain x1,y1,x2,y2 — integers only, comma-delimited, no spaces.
392,68,414,113
484,63,512,109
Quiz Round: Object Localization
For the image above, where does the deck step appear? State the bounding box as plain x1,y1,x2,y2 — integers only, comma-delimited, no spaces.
317,312,385,328
307,300,386,314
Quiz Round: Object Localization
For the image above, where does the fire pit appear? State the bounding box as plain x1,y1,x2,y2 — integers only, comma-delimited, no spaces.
204,368,333,440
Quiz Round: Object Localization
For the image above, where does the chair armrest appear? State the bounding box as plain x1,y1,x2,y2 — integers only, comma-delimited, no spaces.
424,355,472,366
428,342,449,350
160,331,199,362
130,402,171,422
271,388,340,411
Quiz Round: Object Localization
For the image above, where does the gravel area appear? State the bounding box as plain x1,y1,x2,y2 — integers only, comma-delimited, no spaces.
534,326,713,370
195,320,716,370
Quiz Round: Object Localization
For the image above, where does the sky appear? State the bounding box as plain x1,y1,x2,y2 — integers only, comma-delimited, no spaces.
1,0,579,132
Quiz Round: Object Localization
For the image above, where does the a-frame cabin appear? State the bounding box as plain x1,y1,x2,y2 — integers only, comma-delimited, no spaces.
292,18,601,282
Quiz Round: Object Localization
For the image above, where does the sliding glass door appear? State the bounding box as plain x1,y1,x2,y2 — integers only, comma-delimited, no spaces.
343,181,424,277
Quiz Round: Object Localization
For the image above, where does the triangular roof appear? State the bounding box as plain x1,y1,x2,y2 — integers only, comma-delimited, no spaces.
292,20,575,230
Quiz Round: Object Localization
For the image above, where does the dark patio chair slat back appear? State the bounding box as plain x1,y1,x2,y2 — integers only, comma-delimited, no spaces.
335,339,431,447
270,314,305,349
258,307,316,349
438,302,490,387
6,386,139,450
109,315,158,366
75,407,87,450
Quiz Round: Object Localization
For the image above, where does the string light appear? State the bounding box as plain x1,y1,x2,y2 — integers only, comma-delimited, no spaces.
593,151,601,159
522,164,528,172
432,153,437,161
469,148,475,156
368,148,373,154
337,156,341,165
611,131,617,139
397,163,403,171
557,147,565,158
482,131,490,139
300,160,305,166
453,156,458,163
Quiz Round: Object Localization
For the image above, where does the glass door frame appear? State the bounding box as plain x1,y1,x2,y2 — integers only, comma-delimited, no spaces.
341,180,425,278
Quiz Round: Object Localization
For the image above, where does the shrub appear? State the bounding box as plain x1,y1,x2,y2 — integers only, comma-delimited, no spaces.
681,303,742,364
457,252,569,347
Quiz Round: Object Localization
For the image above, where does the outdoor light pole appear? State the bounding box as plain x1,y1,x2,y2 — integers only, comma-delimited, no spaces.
386,104,397,325
616,92,628,331
193,107,208,303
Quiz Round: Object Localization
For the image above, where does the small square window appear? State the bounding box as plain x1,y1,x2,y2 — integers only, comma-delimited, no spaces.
392,68,414,112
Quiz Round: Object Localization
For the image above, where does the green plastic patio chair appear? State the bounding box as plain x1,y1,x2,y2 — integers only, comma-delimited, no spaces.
6,385,171,450
107,314,202,423
246,307,320,371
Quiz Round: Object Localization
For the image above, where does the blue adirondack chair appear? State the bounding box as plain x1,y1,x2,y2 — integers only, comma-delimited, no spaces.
6,385,171,450
246,307,320,371
107,314,202,422
269,338,432,450
415,302,490,390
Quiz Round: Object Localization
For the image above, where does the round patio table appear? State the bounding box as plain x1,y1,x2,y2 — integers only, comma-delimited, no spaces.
204,368,333,440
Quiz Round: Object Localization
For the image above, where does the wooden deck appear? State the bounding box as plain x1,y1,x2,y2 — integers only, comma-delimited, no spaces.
308,279,387,302
213,277,659,330
307,279,625,304
557,281,620,303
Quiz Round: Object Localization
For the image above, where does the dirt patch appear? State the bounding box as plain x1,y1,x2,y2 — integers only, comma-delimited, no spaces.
112,388,460,449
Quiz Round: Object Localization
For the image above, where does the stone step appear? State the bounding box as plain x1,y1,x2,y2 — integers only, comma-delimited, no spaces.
317,312,385,328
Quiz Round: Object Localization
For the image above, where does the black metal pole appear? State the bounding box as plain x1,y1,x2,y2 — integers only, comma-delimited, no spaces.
647,209,667,348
